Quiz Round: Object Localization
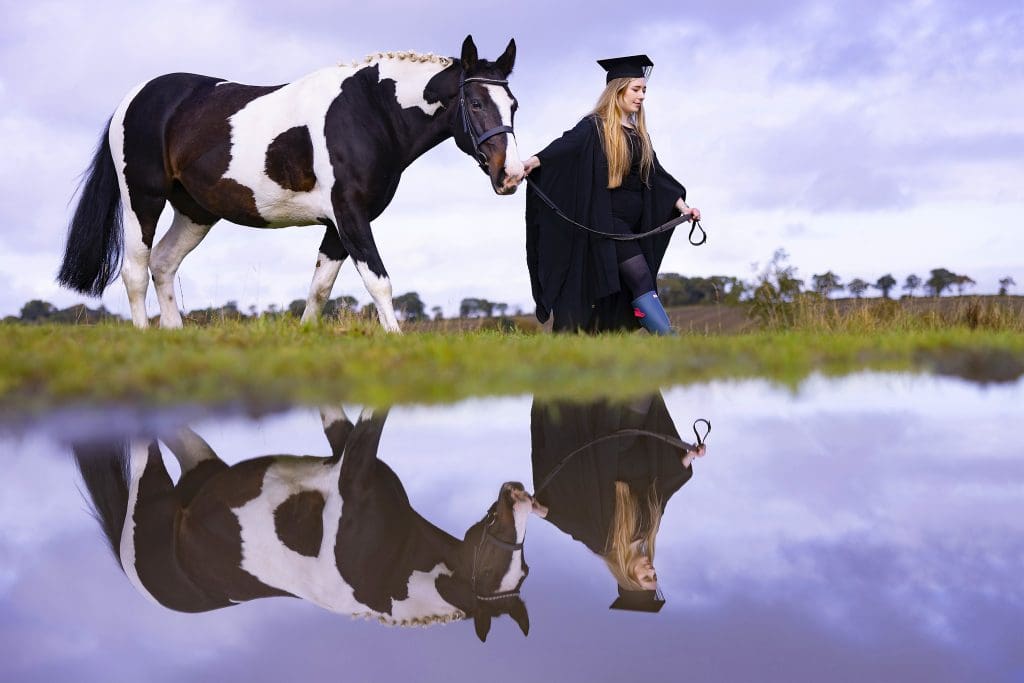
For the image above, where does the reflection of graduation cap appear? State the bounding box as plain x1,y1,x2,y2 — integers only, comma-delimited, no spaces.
596,54,654,83
609,585,666,613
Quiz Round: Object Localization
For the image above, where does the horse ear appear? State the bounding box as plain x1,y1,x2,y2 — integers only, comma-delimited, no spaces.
496,38,516,75
507,598,530,637
461,34,479,71
474,610,493,642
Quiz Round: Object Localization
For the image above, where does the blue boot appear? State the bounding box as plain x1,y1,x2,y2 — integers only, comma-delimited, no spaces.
632,291,674,336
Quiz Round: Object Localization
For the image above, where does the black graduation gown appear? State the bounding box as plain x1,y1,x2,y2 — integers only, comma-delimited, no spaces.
530,394,694,555
525,116,687,332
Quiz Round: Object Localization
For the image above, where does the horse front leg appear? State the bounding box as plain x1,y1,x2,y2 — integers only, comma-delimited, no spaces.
331,207,402,334
300,227,349,325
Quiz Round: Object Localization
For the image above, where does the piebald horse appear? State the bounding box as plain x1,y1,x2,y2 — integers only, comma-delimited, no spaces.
58,36,523,332
74,408,538,641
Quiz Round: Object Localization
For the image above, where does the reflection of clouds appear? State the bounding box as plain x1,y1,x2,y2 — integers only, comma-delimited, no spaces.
1,375,1022,680
656,376,1024,673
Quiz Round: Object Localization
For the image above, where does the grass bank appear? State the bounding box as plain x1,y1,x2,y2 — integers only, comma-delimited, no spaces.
2,319,1022,413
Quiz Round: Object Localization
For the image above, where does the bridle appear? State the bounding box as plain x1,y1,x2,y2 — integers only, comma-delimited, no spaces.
453,73,516,170
470,503,526,602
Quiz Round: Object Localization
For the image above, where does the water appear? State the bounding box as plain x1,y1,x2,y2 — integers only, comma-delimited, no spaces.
2,374,1022,682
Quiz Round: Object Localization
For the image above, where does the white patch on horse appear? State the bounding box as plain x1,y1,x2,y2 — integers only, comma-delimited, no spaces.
234,457,358,610
354,261,401,333
120,440,162,607
387,564,463,624
109,79,154,328
319,405,349,430
374,59,447,115
223,68,347,227
496,497,532,593
483,84,524,179
301,251,344,324
233,459,461,623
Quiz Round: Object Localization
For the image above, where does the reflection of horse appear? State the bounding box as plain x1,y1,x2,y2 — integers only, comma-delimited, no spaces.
74,408,535,641
58,36,522,332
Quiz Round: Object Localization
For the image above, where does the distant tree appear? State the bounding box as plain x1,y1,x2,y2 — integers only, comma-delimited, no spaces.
753,248,803,302
925,268,957,297
20,299,56,322
430,305,444,320
903,274,922,297
50,304,120,324
847,278,869,299
998,276,1017,296
287,299,306,318
811,272,844,298
459,298,485,318
393,292,426,321
874,274,897,299
952,274,976,296
658,274,747,306
494,302,509,317
323,295,359,318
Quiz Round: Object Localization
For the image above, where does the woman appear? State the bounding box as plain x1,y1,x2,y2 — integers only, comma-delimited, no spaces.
530,393,707,611
525,54,701,334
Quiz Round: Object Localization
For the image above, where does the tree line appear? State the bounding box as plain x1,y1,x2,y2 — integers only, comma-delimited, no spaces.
6,256,1017,324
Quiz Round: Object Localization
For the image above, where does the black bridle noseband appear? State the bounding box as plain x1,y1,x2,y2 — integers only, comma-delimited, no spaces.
470,505,526,602
454,74,516,170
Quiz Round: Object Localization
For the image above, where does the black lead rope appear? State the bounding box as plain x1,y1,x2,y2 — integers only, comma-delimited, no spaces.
533,419,712,496
526,176,707,246
692,418,711,447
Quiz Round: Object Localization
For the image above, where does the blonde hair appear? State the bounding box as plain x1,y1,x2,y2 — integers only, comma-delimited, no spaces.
590,78,654,189
602,480,662,590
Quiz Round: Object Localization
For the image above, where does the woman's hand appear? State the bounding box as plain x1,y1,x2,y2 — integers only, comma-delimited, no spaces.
675,198,701,222
681,443,707,468
523,155,541,176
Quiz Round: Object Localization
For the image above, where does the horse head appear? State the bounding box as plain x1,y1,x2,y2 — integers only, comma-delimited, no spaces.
437,480,538,642
446,35,524,195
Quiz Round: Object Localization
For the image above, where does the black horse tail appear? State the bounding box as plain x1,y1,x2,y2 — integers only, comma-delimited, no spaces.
73,441,130,570
57,118,124,296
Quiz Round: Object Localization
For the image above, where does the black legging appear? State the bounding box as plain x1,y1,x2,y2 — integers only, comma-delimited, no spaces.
611,188,654,299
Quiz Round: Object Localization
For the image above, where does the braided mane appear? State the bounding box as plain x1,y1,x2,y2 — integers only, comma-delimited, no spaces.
339,50,453,68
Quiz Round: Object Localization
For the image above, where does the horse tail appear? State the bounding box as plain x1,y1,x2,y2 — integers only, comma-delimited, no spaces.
57,118,124,296
73,440,130,570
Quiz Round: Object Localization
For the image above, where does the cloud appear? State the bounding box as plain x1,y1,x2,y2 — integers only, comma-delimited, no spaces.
1,0,1023,318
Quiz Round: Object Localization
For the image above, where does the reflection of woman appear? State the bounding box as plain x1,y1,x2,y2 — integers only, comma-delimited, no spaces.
530,394,706,610
524,55,701,334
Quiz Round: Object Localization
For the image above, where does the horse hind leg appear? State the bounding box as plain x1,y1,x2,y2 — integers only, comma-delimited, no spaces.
300,226,349,325
150,208,215,328
108,84,167,329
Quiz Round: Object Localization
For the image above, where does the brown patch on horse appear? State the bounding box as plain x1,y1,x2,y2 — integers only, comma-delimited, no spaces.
163,80,284,227
265,126,317,192
274,490,325,557
177,457,291,602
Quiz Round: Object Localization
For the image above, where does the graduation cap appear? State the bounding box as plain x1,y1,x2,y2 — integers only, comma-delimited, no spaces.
609,585,666,613
596,54,654,83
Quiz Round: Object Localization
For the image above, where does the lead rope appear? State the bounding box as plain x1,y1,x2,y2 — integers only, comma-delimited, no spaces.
526,176,707,246
533,418,711,496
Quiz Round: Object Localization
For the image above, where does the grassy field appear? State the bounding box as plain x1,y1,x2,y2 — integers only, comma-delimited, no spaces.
2,297,1023,413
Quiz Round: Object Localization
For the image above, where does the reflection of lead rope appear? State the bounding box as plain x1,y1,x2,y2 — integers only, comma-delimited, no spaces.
534,419,711,495
527,177,707,246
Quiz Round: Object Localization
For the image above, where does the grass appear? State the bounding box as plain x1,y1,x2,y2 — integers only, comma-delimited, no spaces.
2,305,1023,415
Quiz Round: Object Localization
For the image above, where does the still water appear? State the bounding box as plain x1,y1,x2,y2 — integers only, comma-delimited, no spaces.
2,374,1022,682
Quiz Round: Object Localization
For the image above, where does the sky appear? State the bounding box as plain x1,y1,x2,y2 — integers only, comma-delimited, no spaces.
2,377,1023,680
1,0,1022,318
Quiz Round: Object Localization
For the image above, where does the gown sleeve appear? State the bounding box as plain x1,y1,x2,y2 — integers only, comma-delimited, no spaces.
536,117,597,166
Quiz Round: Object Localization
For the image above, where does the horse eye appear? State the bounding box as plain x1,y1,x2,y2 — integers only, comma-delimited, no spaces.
470,99,482,110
